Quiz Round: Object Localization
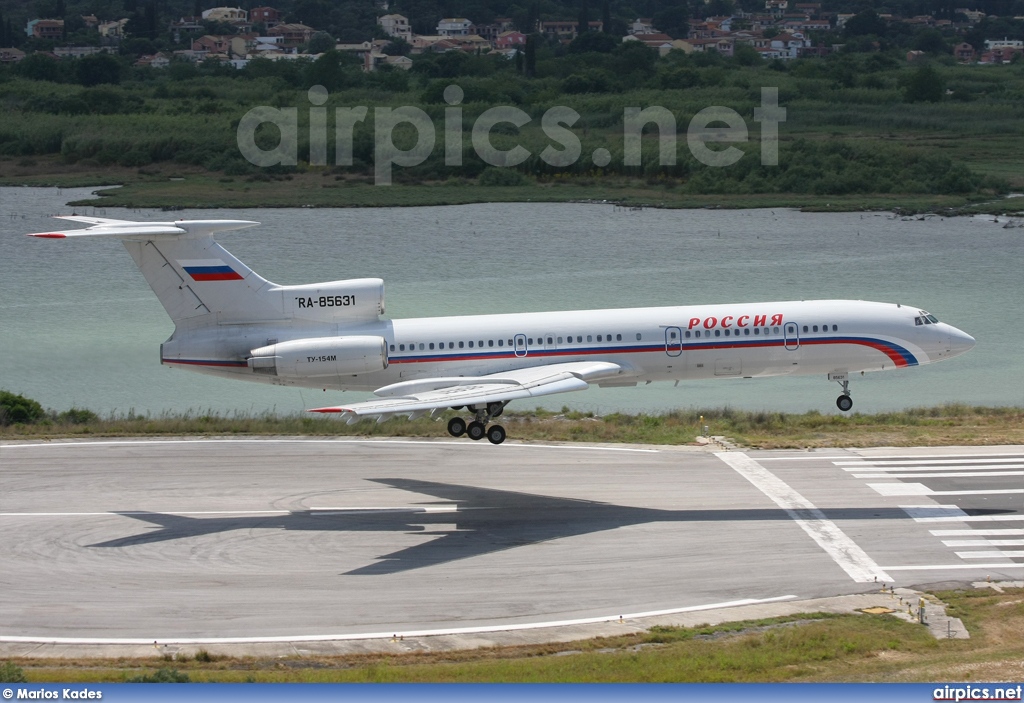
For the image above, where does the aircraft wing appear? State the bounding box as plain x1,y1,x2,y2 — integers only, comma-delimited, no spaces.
309,361,627,421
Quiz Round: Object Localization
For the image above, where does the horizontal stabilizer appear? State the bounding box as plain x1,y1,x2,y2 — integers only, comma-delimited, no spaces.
27,217,259,240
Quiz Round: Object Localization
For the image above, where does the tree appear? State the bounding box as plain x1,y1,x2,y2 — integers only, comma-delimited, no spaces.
912,28,950,54
653,4,689,39
307,30,335,54
601,0,611,34
577,0,590,38
844,10,887,37
77,53,122,86
568,30,616,53
0,391,44,425
382,37,411,55
904,63,944,102
524,33,537,77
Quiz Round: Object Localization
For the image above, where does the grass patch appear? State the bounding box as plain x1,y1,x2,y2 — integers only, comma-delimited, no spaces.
10,589,1024,682
2,403,1022,449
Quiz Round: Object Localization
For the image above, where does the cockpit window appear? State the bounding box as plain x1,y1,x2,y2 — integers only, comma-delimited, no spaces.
926,314,939,324
915,311,940,325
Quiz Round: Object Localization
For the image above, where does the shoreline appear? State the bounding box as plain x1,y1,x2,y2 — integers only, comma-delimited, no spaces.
2,161,1021,214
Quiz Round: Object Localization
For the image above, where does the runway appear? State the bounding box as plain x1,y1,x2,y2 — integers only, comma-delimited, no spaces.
1,438,1021,645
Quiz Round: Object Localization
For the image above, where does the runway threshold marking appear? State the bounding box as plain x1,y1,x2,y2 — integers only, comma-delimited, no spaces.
0,507,469,518
0,438,657,453
0,595,798,646
715,452,892,584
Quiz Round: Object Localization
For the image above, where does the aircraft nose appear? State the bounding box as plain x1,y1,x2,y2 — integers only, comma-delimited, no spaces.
948,326,976,358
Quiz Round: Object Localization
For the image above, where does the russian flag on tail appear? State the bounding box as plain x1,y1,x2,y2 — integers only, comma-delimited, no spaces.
178,259,244,281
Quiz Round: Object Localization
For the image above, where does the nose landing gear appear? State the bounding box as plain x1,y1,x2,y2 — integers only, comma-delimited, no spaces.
446,402,508,444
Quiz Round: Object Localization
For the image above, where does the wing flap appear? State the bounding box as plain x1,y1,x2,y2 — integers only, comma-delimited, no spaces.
310,361,626,418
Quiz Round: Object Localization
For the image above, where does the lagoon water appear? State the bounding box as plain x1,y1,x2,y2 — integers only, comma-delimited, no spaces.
1,186,1021,417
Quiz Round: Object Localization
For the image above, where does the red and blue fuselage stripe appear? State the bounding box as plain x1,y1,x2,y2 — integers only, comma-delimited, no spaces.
162,336,918,370
385,336,919,368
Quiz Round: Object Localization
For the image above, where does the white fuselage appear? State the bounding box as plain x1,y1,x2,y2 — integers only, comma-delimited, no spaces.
161,299,975,392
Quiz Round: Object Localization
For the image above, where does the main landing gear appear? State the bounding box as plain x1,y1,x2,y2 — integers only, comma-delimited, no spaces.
446,402,508,444
836,379,853,412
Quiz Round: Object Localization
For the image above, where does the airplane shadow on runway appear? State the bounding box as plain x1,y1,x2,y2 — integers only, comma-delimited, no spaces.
87,478,1013,576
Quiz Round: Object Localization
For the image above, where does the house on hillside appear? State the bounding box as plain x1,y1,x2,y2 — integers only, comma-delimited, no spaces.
495,30,526,49
379,14,411,40
27,19,64,39
250,7,281,28
538,20,603,40
437,18,474,37
954,42,975,62
202,7,247,21
268,23,315,48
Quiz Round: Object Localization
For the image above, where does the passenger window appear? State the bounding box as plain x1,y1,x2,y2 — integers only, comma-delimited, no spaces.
389,344,395,352
419,343,424,350
802,325,808,333
557,337,563,343
488,340,494,347
753,328,760,335
715,330,721,337
459,341,464,348
429,343,434,350
597,335,602,342
813,325,818,332
399,344,405,351
468,341,474,348
617,334,622,341
685,331,691,338
498,339,503,347
744,328,750,335
670,331,677,339
528,338,533,345
724,329,730,336
547,337,553,344
507,339,513,346
587,335,593,342
832,325,838,331
449,342,454,349
695,330,701,338
636,333,641,341
773,326,780,334
479,340,484,347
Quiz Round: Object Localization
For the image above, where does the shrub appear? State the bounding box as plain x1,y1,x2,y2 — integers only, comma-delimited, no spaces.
0,391,45,425
478,167,528,186
0,661,27,683
125,668,190,683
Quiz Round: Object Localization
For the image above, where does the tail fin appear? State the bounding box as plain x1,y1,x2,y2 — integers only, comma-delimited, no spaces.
30,216,280,325
30,217,386,329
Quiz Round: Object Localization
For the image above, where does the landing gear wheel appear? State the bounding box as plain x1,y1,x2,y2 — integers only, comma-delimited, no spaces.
447,417,467,437
487,402,504,418
466,421,486,441
486,424,506,445
836,395,853,412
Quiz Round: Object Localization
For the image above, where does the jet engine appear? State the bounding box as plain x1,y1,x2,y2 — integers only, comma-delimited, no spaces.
247,336,388,378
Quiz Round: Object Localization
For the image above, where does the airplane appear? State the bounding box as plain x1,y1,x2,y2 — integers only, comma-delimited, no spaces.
29,216,976,445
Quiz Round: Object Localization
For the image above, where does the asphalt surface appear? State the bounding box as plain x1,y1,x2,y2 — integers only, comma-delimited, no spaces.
1,438,1021,648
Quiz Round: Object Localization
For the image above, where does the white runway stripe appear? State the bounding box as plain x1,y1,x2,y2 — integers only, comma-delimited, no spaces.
944,539,1024,547
875,484,1024,497
853,471,1024,478
0,595,797,645
880,564,1024,571
842,464,1024,472
956,551,1024,559
836,458,1024,466
847,452,1024,460
716,452,891,583
931,529,1024,536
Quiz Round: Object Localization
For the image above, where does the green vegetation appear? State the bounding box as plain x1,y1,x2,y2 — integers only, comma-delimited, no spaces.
124,668,190,683
2,391,1022,448
0,661,27,683
2,49,1022,211
9,588,1024,682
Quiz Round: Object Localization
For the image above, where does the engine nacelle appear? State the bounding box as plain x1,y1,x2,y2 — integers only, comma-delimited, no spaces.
247,336,388,378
